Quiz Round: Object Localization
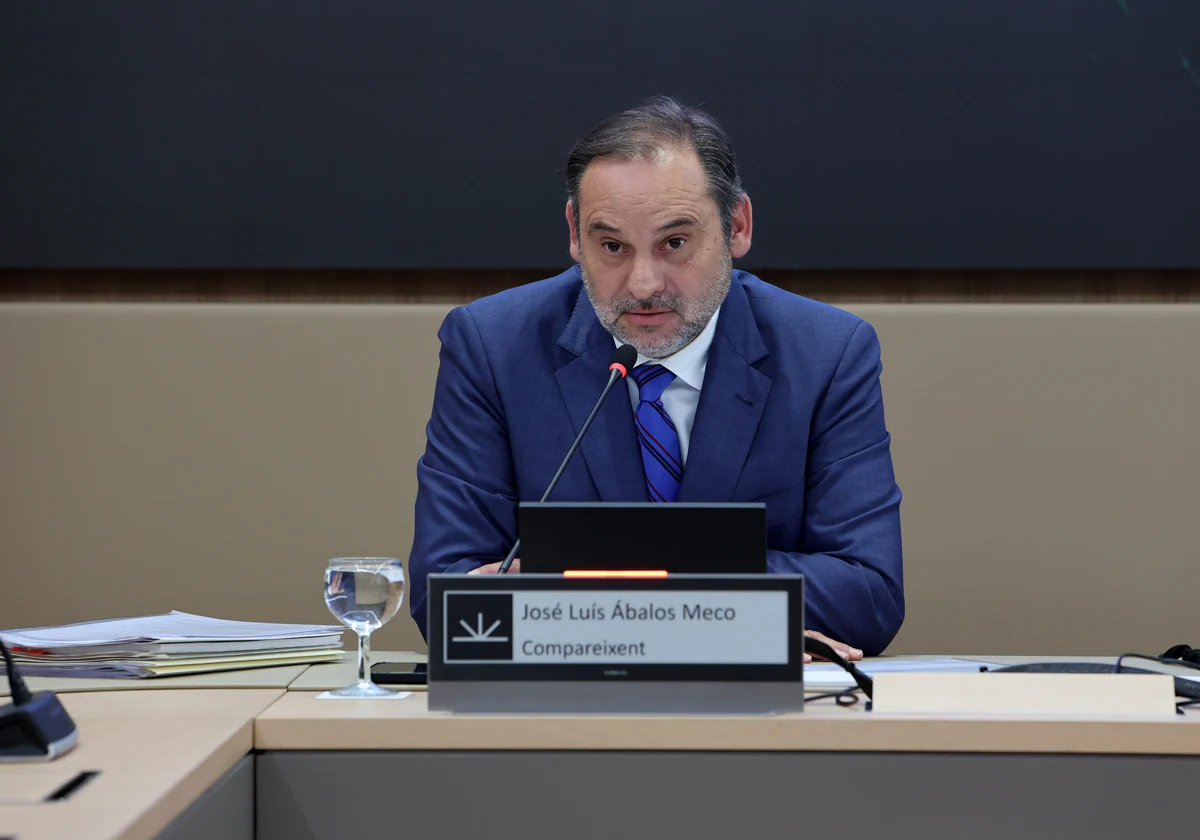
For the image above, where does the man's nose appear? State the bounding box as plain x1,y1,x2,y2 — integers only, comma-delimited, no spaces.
626,256,666,299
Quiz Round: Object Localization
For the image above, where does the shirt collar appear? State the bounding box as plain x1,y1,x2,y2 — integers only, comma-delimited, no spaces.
612,307,720,391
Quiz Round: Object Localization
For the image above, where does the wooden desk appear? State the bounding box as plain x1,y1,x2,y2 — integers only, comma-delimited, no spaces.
0,690,279,840
286,650,425,692
253,690,1200,840
255,689,1200,754
5,656,1200,840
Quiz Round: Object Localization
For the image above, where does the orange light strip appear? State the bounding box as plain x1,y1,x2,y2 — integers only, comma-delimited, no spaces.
562,569,669,579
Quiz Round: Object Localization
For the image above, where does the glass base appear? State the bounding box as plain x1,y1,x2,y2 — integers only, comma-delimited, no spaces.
326,679,397,698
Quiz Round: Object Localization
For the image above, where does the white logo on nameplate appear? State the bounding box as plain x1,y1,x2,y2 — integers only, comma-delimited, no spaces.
444,592,515,662
453,613,510,643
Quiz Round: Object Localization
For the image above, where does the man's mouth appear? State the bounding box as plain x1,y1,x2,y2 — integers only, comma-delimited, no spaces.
623,309,673,326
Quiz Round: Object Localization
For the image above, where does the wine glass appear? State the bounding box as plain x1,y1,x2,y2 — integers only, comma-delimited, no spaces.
323,557,405,698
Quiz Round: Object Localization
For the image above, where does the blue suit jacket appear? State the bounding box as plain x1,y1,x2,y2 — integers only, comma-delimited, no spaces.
408,267,904,655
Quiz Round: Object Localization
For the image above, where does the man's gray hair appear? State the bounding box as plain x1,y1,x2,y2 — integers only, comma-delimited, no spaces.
566,96,745,241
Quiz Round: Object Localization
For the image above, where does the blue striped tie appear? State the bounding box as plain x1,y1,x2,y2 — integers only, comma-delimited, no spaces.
632,364,682,503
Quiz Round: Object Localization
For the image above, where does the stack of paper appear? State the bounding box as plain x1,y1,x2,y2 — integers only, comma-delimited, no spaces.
0,611,345,678
804,657,997,690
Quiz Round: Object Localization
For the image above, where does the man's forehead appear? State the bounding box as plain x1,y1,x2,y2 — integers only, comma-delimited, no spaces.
579,149,706,194
578,152,714,229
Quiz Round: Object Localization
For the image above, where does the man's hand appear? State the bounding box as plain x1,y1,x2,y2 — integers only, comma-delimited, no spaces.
803,630,863,664
468,559,520,575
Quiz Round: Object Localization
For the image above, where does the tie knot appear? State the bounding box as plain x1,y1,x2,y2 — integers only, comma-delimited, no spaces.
632,364,676,403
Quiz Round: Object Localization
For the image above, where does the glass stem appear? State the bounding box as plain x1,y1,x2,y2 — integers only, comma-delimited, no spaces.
357,630,372,684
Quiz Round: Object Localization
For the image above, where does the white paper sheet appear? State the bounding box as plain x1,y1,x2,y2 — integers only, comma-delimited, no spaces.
804,657,997,689
0,611,343,648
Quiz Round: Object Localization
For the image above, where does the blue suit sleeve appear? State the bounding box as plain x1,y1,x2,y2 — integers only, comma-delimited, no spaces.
407,306,517,640
767,320,904,656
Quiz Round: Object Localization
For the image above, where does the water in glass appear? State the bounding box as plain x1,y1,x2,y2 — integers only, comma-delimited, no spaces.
323,557,405,698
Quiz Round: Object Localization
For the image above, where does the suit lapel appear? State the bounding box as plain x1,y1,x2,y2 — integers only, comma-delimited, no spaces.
678,276,771,502
555,285,648,502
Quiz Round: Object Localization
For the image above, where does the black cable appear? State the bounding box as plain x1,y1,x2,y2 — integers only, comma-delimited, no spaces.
806,688,861,707
804,636,874,699
1116,653,1200,676
1114,653,1200,708
1160,644,1200,665
0,638,34,706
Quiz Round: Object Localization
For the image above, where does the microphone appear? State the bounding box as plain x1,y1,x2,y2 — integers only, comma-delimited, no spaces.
497,343,638,574
1,637,80,761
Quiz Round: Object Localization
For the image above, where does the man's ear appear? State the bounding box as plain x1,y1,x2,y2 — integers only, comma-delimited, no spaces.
566,201,581,263
729,194,753,259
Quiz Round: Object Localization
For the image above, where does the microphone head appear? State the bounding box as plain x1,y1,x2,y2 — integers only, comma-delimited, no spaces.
609,344,638,378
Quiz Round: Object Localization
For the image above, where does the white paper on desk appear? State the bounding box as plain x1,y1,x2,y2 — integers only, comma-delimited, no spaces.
804,658,998,689
0,611,343,648
1,648,343,679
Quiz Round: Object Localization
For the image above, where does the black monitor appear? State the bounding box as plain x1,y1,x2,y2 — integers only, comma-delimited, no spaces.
517,502,767,574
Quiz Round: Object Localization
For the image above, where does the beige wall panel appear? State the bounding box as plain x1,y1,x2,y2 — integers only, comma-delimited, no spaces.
1,302,1196,656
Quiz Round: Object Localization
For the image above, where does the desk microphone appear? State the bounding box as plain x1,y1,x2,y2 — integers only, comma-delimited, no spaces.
0,638,79,761
497,343,638,574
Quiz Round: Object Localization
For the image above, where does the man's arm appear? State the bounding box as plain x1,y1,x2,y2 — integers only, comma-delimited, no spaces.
408,306,517,639
769,320,904,656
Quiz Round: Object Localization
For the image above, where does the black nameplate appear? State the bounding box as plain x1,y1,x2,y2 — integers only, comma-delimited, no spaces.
428,574,804,684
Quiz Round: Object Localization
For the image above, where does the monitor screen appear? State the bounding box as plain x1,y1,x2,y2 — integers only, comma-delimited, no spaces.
518,502,768,575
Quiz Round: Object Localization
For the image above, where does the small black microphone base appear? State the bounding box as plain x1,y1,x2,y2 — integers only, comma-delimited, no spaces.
0,691,80,762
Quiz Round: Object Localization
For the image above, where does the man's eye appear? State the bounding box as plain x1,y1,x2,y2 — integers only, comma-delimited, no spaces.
665,237,686,250
602,242,622,254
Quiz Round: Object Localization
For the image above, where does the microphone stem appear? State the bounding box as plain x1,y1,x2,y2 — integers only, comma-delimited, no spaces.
498,539,521,574
497,366,624,574
1,639,33,706
539,367,623,505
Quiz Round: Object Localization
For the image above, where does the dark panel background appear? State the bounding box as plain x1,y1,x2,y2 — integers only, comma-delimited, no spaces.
1,0,1198,270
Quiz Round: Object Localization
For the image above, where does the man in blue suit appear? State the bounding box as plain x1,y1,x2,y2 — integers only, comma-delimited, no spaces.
408,97,904,657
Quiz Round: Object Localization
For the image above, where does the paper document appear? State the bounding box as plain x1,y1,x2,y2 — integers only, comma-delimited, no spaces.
0,611,345,679
5,637,342,660
4,649,343,679
805,658,997,690
1,611,343,648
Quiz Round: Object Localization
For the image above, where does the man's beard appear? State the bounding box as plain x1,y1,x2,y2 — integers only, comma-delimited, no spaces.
582,249,732,359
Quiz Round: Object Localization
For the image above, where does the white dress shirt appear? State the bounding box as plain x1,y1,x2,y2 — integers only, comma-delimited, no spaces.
615,308,720,465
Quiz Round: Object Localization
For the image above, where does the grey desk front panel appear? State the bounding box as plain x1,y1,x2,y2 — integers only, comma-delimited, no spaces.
156,754,253,840
257,750,1198,840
